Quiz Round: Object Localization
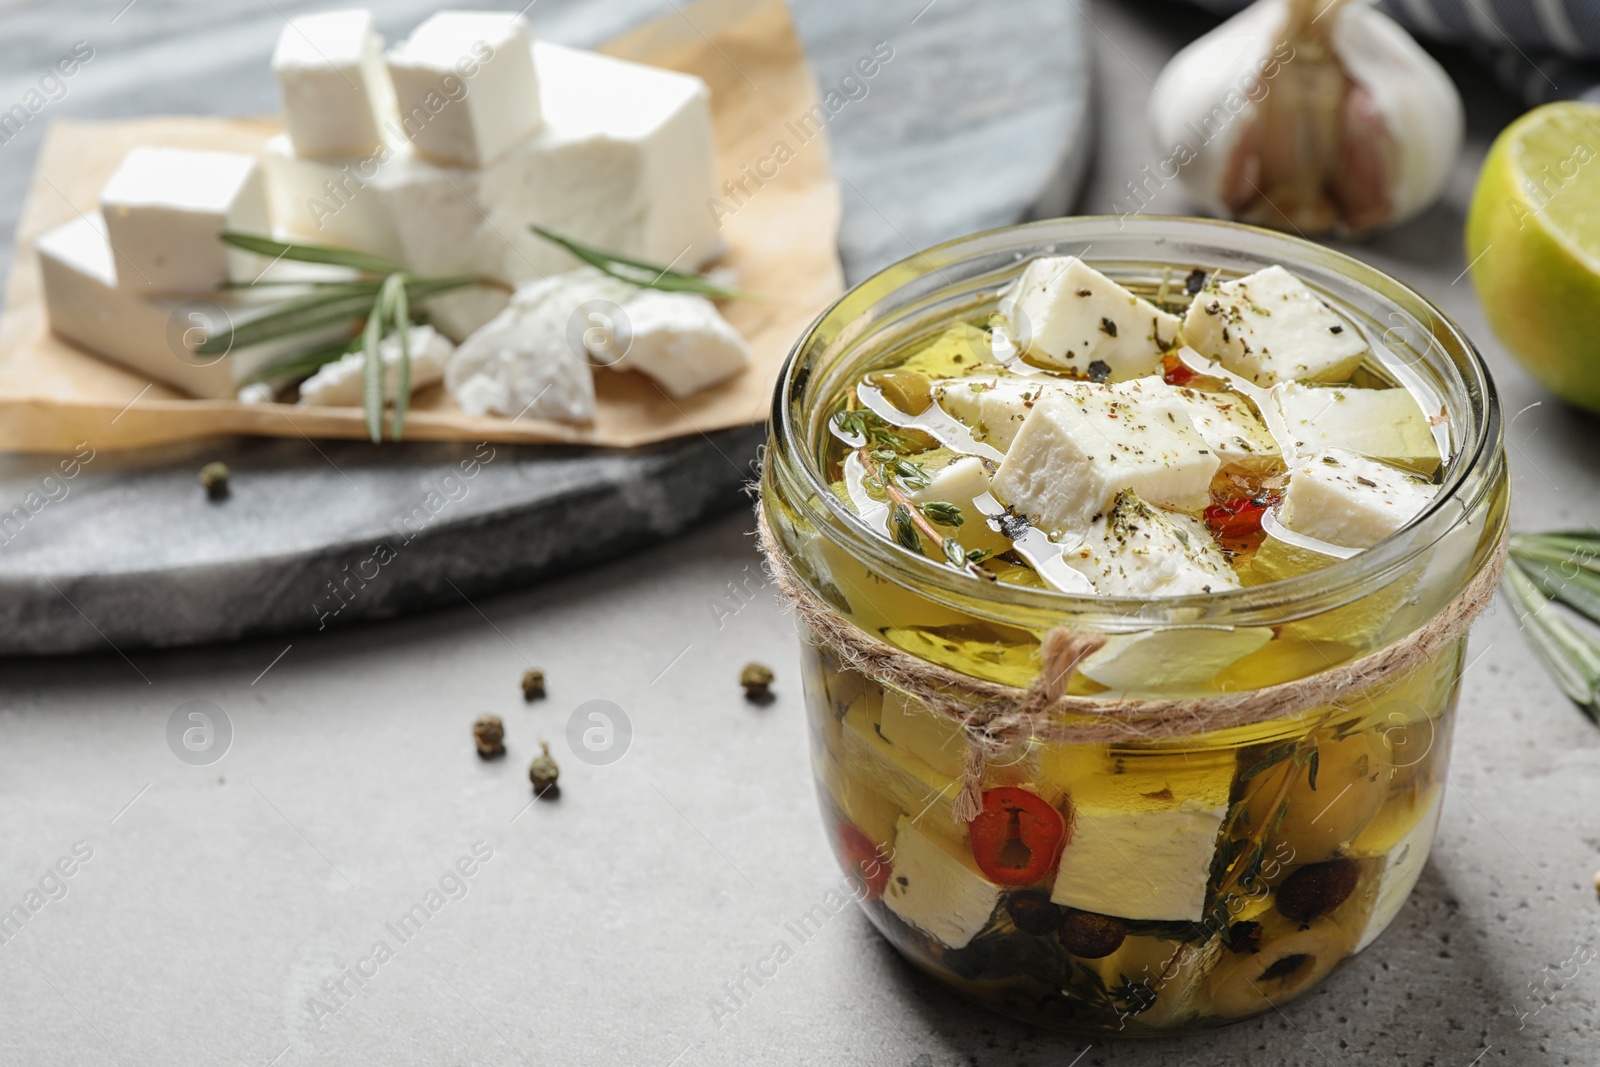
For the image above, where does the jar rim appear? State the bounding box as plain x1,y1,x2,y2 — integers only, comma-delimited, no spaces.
767,214,1505,631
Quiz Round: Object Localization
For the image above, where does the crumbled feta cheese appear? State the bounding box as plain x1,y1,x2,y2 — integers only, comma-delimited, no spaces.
445,272,619,423
99,146,271,294
1182,265,1367,386
596,291,749,399
298,325,454,406
884,816,1002,949
1063,490,1241,596
1279,448,1440,549
386,11,542,168
999,256,1180,380
991,390,1219,538
1267,382,1440,473
272,9,396,160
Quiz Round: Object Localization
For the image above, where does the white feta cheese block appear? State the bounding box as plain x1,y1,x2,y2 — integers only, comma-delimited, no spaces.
478,43,721,281
272,9,396,160
1050,801,1228,922
37,214,351,398
445,272,633,423
883,816,1002,949
931,375,1092,452
998,256,1179,381
875,689,968,779
991,390,1219,538
1078,625,1273,691
1182,265,1367,386
374,43,720,339
99,146,271,294
905,454,1013,556
386,11,541,168
1354,809,1438,952
1165,385,1281,474
839,699,963,840
261,134,407,262
297,325,454,406
1267,382,1440,474
1064,491,1240,597
598,291,748,398
1279,448,1440,549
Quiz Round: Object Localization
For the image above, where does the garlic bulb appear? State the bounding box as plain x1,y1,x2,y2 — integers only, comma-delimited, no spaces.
1147,0,1462,236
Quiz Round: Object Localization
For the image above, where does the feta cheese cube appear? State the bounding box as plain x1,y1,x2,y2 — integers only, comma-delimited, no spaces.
1267,382,1440,474
297,325,454,406
37,214,350,398
478,43,721,280
1182,265,1367,386
1050,801,1228,922
1064,491,1240,596
598,291,749,398
272,9,396,160
905,454,1013,556
991,390,1219,538
839,699,963,842
261,134,406,262
1354,807,1438,952
998,256,1179,380
1077,626,1272,692
1280,448,1440,549
445,272,621,423
386,11,541,168
932,375,1091,451
1167,385,1280,474
99,146,271,294
369,43,720,339
876,690,968,779
884,815,1002,949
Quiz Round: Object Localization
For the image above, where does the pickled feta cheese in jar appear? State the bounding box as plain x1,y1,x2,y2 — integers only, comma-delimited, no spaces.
759,217,1507,1034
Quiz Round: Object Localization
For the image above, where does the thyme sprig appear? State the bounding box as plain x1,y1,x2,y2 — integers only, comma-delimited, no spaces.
210,232,506,442
831,409,992,579
1504,531,1600,722
529,226,753,300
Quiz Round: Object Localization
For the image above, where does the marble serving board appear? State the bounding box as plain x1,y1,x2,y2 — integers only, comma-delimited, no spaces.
0,0,1090,655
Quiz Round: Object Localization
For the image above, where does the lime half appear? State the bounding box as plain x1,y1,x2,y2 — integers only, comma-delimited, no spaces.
1466,101,1600,413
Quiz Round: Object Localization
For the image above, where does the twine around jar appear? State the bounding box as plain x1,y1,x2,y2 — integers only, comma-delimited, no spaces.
757,510,1508,824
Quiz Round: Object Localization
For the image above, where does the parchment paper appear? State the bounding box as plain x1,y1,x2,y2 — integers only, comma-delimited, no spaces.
0,0,843,453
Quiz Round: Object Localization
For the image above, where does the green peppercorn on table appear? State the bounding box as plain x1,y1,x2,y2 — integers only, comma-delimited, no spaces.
2,1,1598,1064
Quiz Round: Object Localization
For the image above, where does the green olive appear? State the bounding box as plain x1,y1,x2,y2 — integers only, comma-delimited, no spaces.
864,370,933,415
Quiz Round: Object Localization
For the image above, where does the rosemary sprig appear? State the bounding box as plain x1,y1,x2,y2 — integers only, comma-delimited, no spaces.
1504,532,1600,722
210,233,506,442
831,408,992,580
529,225,753,300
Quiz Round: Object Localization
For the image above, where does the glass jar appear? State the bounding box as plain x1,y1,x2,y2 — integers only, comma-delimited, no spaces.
760,217,1507,1034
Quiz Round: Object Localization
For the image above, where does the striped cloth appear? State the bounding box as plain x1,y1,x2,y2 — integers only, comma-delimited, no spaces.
1182,0,1600,104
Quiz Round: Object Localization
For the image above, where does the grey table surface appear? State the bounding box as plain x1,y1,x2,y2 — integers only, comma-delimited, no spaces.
4,2,1600,1066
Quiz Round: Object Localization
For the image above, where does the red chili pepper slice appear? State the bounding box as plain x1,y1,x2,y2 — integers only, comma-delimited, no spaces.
1162,353,1196,386
968,787,1068,886
1204,494,1281,540
836,823,891,901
